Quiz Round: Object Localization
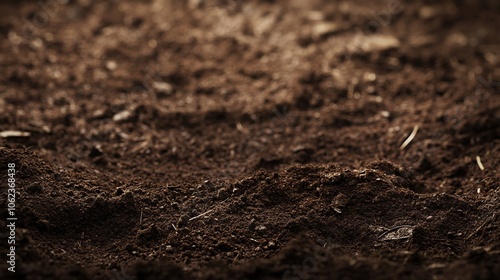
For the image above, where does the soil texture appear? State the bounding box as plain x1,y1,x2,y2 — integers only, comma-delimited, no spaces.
1,0,499,279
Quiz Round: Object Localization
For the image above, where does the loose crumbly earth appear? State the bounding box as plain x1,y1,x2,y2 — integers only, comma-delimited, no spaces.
0,0,499,279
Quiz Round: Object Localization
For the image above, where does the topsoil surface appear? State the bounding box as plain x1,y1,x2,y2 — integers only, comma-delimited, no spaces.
1,0,499,279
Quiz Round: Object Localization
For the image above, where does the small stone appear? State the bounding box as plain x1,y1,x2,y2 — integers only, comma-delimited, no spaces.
153,81,173,97
8,32,22,45
265,241,277,250
360,35,400,53
371,95,382,102
484,53,497,65
105,60,117,71
255,225,267,231
419,6,441,20
148,39,157,48
29,38,43,50
112,110,133,122
445,32,468,47
380,111,390,118
380,226,414,241
363,72,377,82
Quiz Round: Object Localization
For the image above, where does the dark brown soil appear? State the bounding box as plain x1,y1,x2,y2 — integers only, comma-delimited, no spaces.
1,0,499,279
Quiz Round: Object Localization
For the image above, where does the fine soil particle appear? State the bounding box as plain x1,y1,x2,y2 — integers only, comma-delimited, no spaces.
1,0,499,279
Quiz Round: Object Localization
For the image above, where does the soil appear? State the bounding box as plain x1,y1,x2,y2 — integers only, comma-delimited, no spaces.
1,0,499,279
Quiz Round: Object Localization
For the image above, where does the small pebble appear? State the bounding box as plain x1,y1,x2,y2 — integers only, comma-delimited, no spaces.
106,60,117,71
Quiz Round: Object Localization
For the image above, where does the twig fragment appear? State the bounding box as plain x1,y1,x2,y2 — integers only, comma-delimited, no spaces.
467,214,495,240
0,130,30,138
189,209,214,221
400,125,419,150
476,156,485,171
